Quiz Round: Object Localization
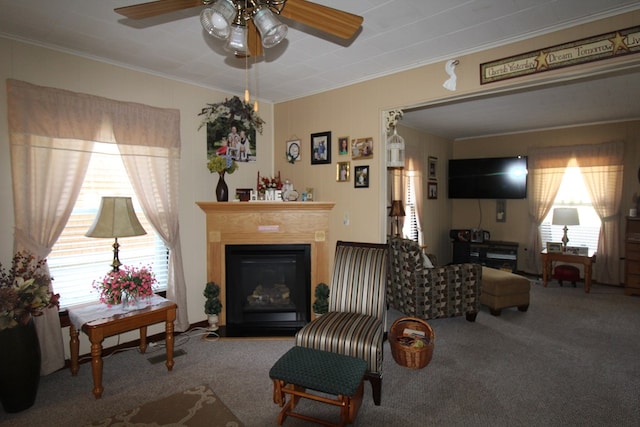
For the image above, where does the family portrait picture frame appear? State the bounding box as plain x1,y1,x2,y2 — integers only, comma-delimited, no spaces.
428,156,438,180
428,182,438,199
338,136,350,156
546,242,563,253
336,161,350,182
311,131,331,165
354,165,369,188
351,137,373,160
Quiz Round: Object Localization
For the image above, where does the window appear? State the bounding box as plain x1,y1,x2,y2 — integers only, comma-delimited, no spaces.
540,166,600,251
48,142,168,309
402,171,420,242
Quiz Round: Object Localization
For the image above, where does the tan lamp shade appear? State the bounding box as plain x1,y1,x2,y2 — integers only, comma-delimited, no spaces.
552,207,579,249
552,208,580,226
86,197,146,238
389,200,406,217
86,197,146,271
389,200,405,237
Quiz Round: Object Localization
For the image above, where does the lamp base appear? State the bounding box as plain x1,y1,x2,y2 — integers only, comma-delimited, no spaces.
561,226,569,250
111,237,121,271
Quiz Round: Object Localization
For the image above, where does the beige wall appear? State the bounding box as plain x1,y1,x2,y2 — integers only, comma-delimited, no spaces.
1,10,640,355
451,122,640,274
0,38,275,354
274,10,640,272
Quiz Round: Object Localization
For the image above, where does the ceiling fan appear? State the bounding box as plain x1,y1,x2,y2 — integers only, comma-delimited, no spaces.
115,0,364,58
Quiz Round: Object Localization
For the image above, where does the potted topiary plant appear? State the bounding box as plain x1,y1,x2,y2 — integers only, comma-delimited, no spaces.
203,281,222,331
312,283,330,317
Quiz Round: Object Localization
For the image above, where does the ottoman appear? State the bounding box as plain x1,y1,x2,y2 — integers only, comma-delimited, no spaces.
554,264,580,287
269,346,367,427
480,267,530,316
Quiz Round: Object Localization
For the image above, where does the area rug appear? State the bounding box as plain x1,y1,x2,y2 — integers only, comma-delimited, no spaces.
86,385,244,427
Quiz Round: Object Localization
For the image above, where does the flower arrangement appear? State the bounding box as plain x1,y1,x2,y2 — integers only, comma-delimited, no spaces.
258,176,282,193
207,153,238,175
198,96,265,135
0,251,59,330
93,265,157,307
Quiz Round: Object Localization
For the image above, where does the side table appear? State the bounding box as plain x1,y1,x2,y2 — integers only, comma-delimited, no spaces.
541,249,596,293
68,296,177,399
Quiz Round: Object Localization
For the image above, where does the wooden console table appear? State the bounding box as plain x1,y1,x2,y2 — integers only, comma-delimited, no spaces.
68,296,177,398
541,249,596,293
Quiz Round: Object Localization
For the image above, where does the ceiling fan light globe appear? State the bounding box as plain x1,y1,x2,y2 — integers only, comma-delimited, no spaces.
200,0,236,39
224,24,249,55
253,8,288,48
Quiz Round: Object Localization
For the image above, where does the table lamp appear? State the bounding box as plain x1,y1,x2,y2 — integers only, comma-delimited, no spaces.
552,207,579,250
85,196,146,271
389,200,406,237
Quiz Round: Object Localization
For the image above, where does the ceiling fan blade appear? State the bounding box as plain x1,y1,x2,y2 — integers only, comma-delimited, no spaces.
280,0,363,40
115,0,203,20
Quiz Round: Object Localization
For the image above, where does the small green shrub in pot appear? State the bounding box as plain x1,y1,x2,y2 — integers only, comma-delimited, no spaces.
203,281,222,315
312,282,330,315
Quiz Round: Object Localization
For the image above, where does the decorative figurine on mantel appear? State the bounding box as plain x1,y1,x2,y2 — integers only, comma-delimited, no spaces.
281,179,299,201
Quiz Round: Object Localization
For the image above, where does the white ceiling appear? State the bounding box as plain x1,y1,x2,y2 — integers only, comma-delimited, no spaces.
2,0,640,139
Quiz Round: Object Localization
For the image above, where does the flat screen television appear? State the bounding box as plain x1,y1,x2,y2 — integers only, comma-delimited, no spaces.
448,156,528,199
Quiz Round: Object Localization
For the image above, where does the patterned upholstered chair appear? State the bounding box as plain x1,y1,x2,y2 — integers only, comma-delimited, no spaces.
295,241,388,406
387,236,481,322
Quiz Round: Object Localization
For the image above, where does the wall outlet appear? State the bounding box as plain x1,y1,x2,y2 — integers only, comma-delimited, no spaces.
343,212,350,225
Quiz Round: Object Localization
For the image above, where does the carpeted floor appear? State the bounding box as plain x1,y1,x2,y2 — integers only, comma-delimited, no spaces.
1,281,639,426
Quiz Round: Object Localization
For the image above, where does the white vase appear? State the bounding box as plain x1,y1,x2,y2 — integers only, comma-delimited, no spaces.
207,314,219,331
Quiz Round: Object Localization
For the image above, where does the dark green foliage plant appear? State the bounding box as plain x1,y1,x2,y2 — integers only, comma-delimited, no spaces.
203,281,222,315
312,283,329,314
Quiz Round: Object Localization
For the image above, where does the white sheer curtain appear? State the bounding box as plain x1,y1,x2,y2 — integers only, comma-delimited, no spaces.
526,142,624,283
404,159,424,245
525,149,568,273
7,79,188,374
576,142,624,284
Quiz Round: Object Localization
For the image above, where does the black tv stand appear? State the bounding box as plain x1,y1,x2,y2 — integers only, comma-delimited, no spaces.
452,240,518,272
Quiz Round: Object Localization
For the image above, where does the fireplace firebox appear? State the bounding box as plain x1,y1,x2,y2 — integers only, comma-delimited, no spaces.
225,244,311,336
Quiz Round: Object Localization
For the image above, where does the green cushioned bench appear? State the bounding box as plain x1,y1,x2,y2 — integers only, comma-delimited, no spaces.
269,346,367,427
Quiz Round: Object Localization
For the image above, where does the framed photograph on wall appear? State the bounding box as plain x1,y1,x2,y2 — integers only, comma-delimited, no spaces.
336,162,350,182
338,136,350,156
428,156,438,180
351,137,373,160
428,182,438,199
311,131,331,164
354,165,369,188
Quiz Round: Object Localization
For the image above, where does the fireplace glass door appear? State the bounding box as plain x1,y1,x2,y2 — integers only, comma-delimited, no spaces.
225,244,311,336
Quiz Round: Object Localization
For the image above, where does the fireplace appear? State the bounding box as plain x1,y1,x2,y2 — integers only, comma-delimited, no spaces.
225,244,311,336
197,201,334,335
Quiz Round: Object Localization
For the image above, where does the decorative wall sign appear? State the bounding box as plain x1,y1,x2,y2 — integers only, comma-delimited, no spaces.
481,25,640,84
286,139,301,163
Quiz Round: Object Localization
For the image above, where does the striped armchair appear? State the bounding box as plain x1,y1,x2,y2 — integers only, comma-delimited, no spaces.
387,236,481,322
295,241,388,406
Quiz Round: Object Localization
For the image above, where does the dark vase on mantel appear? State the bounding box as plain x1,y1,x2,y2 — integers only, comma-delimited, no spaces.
0,316,41,413
216,171,229,202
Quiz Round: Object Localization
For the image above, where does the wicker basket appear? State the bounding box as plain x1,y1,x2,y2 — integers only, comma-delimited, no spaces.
389,317,435,369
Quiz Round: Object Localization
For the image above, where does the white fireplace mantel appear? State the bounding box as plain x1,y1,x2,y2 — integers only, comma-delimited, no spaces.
196,201,335,325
